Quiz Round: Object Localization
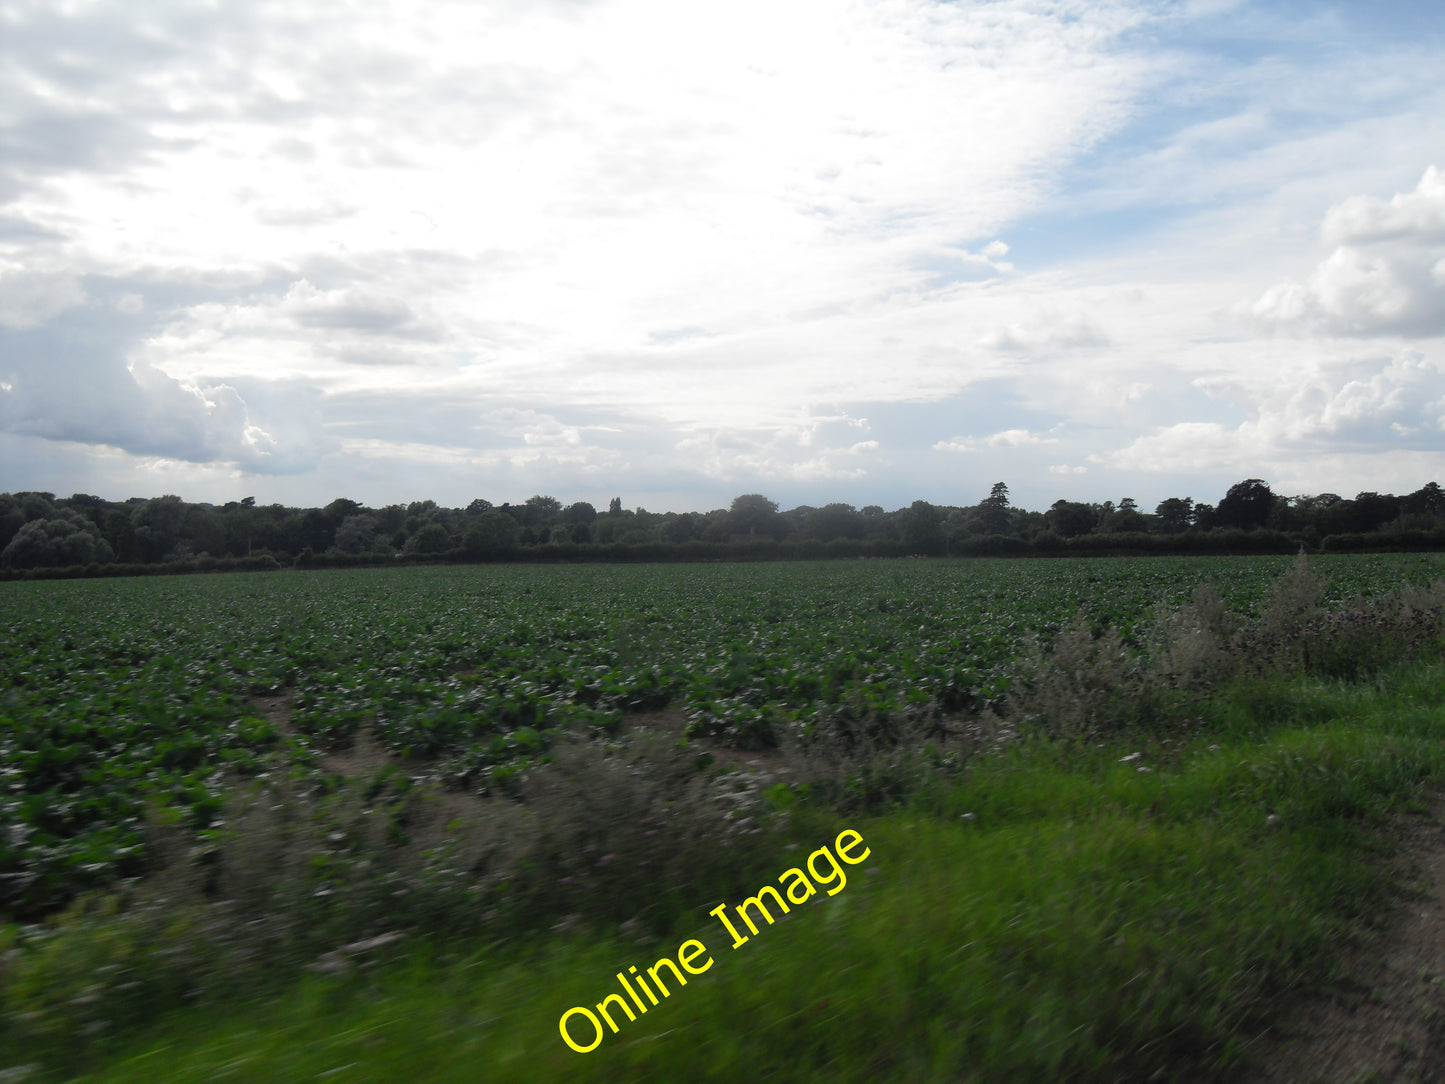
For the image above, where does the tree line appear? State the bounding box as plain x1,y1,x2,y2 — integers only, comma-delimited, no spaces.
3,479,1445,577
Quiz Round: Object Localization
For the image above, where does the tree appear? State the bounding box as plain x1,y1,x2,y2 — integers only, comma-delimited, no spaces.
898,499,943,554
1,511,114,568
0,495,26,552
1110,498,1146,533
563,501,597,525
977,482,1013,534
728,494,783,539
406,522,453,555
523,495,562,527
17,492,56,522
608,497,623,516
808,502,863,542
665,512,703,544
334,514,385,554
1215,479,1274,530
464,509,519,555
1153,497,1194,534
104,508,142,562
466,498,494,515
131,495,185,561
1046,500,1097,539
323,498,363,523
1344,491,1401,534
1403,482,1445,519
182,504,224,556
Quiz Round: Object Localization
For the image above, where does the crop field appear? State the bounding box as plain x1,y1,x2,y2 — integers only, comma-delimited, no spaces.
7,552,1445,1081
1,552,1442,922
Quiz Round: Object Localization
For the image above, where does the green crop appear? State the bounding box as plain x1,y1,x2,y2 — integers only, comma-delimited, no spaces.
3,553,1441,919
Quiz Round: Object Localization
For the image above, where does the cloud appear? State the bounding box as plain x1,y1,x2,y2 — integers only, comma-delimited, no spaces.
1107,421,1255,474
674,414,882,484
3,2,1443,513
282,280,431,337
1322,165,1445,245
0,314,329,473
979,309,1109,353
1109,351,1445,473
1249,166,1445,336
0,272,87,330
933,427,1059,452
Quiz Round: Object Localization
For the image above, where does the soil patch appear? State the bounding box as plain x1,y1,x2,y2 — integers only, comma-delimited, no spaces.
250,691,392,780
624,707,802,783
1243,794,1445,1083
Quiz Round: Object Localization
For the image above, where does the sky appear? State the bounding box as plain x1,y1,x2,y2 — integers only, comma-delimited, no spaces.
1,0,1443,516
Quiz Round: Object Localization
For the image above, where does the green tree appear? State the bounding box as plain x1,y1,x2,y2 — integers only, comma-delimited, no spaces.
1215,479,1274,530
1153,497,1194,534
977,483,1013,534
899,499,943,554
664,512,703,544
1,511,114,568
334,514,385,554
406,522,453,555
1110,498,1146,533
728,494,784,540
1403,482,1444,519
131,495,185,562
808,502,863,542
464,509,519,555
1046,500,1097,539
0,495,26,552
524,495,562,527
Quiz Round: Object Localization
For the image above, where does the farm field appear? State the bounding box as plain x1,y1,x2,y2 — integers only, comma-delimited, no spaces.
5,552,1445,1081
5,552,1443,920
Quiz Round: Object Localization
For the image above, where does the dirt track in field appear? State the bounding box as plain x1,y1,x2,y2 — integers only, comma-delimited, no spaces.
1242,794,1445,1083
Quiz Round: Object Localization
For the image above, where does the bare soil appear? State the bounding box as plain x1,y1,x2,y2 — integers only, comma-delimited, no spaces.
1242,794,1445,1084
252,690,396,779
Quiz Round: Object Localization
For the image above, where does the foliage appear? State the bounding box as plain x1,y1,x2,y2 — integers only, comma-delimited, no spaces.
0,511,114,569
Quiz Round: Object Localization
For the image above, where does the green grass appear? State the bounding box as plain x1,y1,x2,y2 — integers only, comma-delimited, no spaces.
26,656,1445,1083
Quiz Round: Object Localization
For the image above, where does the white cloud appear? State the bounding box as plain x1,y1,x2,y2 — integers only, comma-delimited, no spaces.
932,438,976,453
1322,165,1445,245
1109,351,1445,475
1108,421,1255,474
1249,166,1445,336
979,309,1109,353
933,428,1058,452
987,428,1059,448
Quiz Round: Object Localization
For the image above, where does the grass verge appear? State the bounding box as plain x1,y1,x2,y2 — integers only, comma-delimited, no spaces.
9,652,1445,1082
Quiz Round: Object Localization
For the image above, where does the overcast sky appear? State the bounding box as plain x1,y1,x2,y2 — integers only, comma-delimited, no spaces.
2,0,1443,514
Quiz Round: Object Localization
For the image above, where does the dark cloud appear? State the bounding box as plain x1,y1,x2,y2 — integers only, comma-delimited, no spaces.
288,289,424,335
0,294,329,474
